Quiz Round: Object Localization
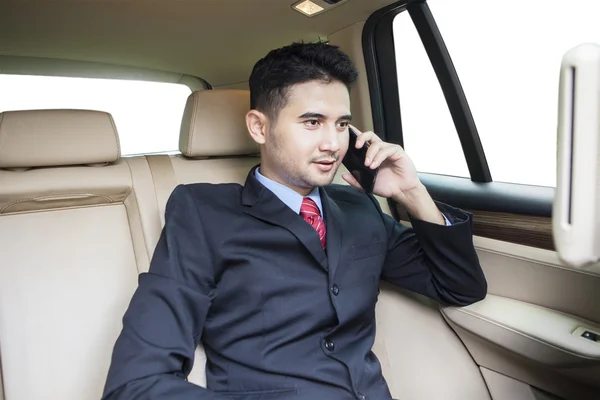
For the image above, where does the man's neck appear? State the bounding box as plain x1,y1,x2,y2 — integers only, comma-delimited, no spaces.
258,165,314,197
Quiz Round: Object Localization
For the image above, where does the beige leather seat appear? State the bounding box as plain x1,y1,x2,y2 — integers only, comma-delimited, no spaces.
136,89,261,243
130,90,261,387
0,110,151,400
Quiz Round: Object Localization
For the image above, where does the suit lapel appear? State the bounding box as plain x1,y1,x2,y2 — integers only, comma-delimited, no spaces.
320,187,344,280
241,167,328,270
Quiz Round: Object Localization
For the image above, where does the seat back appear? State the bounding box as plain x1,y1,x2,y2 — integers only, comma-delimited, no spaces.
134,90,260,386
0,110,149,400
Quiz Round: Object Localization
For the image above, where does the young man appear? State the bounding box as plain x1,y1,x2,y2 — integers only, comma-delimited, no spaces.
102,42,487,400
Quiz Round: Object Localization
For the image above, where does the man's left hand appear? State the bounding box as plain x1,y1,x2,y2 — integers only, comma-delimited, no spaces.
341,125,446,225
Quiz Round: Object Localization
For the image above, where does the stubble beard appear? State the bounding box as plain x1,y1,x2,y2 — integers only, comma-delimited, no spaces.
266,127,340,191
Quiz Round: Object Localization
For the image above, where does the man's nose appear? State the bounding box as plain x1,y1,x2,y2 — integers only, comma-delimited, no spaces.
320,125,341,152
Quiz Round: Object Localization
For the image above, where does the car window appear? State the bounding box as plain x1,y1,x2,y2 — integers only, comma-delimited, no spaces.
0,74,191,156
393,0,600,187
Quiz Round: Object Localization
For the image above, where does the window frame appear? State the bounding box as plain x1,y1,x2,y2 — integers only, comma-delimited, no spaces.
363,0,491,182
362,0,555,221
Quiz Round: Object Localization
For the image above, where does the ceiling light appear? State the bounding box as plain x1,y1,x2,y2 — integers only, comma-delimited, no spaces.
293,0,325,17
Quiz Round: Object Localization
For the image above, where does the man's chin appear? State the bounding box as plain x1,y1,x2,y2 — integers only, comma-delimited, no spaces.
308,165,339,187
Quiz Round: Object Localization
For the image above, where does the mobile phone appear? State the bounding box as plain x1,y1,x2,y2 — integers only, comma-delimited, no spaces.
342,128,378,193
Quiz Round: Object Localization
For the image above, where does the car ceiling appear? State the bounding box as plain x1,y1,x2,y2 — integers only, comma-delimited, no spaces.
0,0,398,87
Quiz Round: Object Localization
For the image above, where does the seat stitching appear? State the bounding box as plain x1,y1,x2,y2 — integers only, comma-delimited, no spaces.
125,158,152,263
0,193,114,213
188,94,199,157
123,194,143,274
0,202,119,216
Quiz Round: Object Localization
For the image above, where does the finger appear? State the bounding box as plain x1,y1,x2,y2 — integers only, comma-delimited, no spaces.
370,145,402,169
348,124,363,136
341,172,364,191
364,140,386,166
355,132,383,149
350,126,382,149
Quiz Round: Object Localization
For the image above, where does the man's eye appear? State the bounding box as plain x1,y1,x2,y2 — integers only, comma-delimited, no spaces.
338,121,349,128
305,119,320,126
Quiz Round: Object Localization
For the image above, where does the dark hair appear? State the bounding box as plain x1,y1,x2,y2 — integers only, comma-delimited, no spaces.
249,42,358,119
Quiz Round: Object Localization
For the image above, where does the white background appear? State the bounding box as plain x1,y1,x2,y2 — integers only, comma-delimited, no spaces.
0,75,190,156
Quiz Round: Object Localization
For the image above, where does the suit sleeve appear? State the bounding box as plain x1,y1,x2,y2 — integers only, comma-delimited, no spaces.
374,197,487,306
102,185,228,399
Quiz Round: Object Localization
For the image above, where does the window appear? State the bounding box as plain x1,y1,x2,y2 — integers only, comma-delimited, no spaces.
0,74,191,156
393,11,470,181
393,0,600,187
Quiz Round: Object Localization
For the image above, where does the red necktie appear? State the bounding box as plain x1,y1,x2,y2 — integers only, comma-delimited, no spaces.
300,197,326,249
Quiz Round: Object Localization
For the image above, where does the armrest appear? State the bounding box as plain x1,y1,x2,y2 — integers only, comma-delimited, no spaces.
441,295,600,367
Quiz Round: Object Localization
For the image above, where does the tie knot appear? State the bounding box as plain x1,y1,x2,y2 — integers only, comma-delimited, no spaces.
300,197,320,217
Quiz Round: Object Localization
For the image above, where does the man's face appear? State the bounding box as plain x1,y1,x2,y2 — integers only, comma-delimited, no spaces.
260,80,351,195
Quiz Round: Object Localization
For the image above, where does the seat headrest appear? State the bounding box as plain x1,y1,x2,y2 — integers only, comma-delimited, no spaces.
179,90,259,157
0,109,120,168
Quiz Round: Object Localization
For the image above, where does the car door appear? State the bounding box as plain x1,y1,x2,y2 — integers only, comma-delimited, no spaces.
363,1,600,399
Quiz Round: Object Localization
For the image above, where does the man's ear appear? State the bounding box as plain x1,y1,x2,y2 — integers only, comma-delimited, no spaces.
246,110,268,145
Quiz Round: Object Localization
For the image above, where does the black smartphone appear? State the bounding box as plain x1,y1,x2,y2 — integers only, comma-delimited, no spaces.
342,128,378,193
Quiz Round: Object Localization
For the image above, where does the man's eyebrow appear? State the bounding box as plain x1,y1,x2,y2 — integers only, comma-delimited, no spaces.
298,112,326,119
297,112,353,120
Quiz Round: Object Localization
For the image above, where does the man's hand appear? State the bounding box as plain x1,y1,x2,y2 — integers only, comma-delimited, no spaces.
341,125,446,225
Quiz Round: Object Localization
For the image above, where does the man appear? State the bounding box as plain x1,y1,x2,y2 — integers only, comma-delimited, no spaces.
102,42,487,400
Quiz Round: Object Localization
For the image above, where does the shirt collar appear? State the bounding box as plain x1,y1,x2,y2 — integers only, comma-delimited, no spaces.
255,167,323,216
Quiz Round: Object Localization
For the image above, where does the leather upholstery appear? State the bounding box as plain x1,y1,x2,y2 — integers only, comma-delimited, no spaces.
0,110,144,399
178,90,259,157
0,205,140,399
0,109,120,168
0,164,145,399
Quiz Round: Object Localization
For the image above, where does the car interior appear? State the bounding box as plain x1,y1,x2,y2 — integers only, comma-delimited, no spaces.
1,0,599,399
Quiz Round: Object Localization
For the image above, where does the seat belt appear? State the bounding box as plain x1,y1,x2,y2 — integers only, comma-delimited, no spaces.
146,155,178,227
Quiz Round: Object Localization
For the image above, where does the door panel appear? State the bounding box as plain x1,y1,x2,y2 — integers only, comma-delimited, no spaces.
474,236,600,323
398,204,600,399
443,294,600,367
362,2,600,398
451,236,600,399
451,324,599,400
469,210,553,251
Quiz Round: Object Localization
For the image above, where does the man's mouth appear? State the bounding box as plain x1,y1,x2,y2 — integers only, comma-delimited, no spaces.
314,160,336,165
314,159,336,172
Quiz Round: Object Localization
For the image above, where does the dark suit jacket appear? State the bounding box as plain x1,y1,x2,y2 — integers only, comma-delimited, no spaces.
102,166,487,400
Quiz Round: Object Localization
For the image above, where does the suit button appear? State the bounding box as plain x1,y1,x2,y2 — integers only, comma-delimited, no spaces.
358,394,367,400
330,284,339,296
325,339,335,351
